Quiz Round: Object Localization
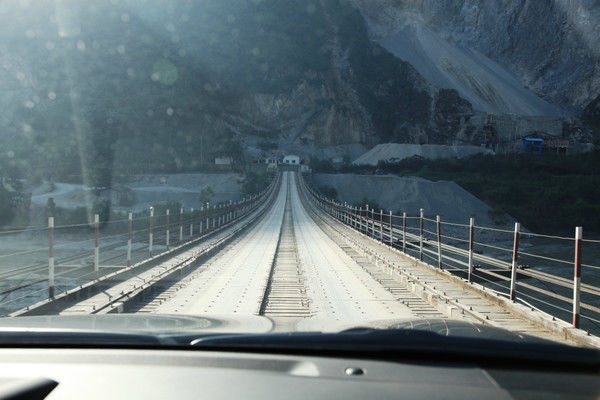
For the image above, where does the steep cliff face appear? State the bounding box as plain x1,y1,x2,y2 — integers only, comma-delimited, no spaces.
350,0,600,114
217,0,469,148
0,0,480,181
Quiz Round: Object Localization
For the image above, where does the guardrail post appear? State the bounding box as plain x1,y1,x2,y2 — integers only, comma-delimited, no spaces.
48,216,54,299
359,207,363,233
368,206,372,237
371,208,375,237
365,206,368,235
149,207,154,257
166,209,170,250
127,212,132,267
94,213,99,278
389,211,393,246
419,209,424,262
510,222,520,301
379,209,383,242
206,202,210,232
436,215,442,269
344,202,348,224
190,208,194,236
347,204,354,228
573,226,583,328
348,204,352,226
179,207,183,242
402,212,406,253
468,217,474,282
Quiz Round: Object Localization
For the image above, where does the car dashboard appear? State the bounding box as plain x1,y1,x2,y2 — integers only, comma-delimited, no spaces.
0,346,597,400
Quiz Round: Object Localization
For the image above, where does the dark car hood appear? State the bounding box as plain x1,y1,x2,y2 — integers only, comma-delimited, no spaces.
0,314,551,344
340,318,551,343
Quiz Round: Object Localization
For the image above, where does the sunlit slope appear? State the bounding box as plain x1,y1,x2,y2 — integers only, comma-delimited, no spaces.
380,23,562,116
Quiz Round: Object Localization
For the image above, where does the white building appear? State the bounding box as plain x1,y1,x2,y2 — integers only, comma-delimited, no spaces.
283,155,300,165
266,157,279,170
214,156,233,165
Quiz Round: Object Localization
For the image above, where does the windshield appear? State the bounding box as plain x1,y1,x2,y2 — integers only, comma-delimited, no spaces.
0,0,599,352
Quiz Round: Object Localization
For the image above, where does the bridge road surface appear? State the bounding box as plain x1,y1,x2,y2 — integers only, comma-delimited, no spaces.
148,171,578,344
151,172,422,330
34,170,578,344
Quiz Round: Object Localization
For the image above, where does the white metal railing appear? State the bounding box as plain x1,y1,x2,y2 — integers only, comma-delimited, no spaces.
0,175,278,315
301,174,600,335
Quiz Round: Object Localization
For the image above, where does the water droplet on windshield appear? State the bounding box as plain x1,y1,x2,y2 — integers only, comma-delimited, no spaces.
152,60,178,85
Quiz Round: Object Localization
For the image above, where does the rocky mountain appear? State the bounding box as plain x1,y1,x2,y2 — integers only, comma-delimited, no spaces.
0,0,478,185
349,0,600,115
0,0,597,186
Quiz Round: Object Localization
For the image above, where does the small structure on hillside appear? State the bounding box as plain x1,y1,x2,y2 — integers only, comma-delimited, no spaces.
522,137,543,154
545,139,570,155
266,157,279,171
331,156,344,165
214,156,234,171
215,156,233,165
283,155,300,165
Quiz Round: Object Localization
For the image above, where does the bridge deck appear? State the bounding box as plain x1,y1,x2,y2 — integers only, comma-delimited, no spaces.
13,172,590,346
